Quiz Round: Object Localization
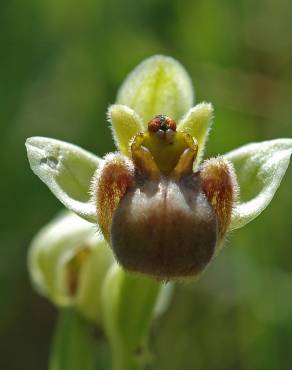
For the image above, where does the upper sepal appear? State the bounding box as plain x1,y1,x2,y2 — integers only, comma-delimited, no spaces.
224,138,292,230
117,55,194,123
26,137,100,223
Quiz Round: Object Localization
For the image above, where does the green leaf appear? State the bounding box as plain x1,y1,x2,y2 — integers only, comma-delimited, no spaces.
101,265,160,370
108,104,144,156
177,102,214,167
49,309,95,370
224,139,292,230
117,55,194,123
26,137,100,222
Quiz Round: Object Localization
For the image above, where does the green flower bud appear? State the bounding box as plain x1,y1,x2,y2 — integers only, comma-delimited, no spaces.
28,211,113,323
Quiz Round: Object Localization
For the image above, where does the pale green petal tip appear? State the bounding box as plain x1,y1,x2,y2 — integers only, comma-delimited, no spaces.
108,104,144,156
178,102,214,166
225,138,292,230
25,136,99,223
117,55,194,123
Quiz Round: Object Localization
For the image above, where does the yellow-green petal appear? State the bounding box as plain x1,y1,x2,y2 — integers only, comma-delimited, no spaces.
108,104,144,156
117,55,194,124
177,102,213,167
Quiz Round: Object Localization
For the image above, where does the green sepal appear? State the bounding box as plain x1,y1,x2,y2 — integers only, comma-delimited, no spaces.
26,137,100,222
225,138,292,230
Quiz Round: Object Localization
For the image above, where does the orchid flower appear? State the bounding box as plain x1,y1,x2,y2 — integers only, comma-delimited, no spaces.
26,55,292,370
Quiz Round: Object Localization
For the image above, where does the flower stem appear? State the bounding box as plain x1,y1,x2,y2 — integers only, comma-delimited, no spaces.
49,309,96,370
102,267,161,370
111,348,142,370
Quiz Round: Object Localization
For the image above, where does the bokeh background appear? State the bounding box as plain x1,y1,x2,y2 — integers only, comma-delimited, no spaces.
1,0,292,369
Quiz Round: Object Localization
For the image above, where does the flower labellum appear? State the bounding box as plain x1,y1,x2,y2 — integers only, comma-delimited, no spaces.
95,114,237,280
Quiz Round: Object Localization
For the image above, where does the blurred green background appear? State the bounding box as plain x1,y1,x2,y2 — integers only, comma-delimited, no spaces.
1,0,292,369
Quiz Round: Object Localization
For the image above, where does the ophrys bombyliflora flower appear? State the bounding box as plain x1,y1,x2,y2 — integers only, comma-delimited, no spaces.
26,55,292,281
